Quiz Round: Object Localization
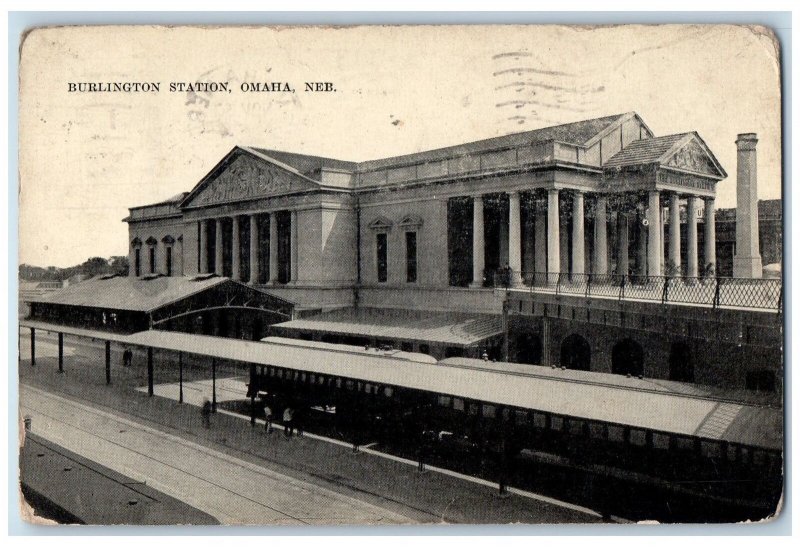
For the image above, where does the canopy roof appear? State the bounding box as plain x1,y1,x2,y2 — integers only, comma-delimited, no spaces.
19,321,781,451
270,307,504,347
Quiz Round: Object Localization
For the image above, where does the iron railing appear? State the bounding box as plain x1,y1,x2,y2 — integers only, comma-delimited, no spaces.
491,270,782,312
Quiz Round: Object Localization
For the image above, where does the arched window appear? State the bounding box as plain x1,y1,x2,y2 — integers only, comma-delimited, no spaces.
560,334,591,371
611,338,644,377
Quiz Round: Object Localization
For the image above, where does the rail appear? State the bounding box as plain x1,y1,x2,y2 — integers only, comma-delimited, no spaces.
490,270,782,312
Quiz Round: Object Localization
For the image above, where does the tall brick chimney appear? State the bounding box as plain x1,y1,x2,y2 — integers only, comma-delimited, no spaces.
732,133,763,278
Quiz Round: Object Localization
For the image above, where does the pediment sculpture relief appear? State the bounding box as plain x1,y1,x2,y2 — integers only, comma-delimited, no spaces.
192,154,302,206
666,140,718,176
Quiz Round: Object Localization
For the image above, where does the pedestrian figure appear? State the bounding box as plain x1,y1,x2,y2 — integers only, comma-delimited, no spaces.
283,406,294,438
201,399,212,429
122,348,132,367
264,403,274,434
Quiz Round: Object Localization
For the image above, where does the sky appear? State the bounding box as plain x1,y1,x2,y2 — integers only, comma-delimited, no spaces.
18,24,782,268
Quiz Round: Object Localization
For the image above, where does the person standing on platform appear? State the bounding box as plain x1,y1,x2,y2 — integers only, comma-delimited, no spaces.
264,402,274,434
283,406,294,438
201,399,212,429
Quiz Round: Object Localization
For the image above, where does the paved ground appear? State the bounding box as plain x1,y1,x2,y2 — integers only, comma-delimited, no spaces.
17,330,603,525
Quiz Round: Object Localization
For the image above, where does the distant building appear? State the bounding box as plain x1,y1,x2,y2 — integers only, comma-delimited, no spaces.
715,199,782,277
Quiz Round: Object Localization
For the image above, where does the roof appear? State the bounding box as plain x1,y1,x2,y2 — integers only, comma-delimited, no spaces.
604,133,690,167
249,148,357,175
24,275,229,313
270,307,504,347
357,113,630,172
604,132,727,179
17,321,783,450
130,191,189,210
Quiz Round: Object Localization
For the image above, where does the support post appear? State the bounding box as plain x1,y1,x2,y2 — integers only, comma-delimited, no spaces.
30,328,35,367
57,332,64,373
199,220,209,274
290,210,299,283
178,351,184,404
249,363,257,426
269,212,279,283
704,197,717,276
212,358,217,413
686,197,699,278
105,340,111,385
147,347,154,396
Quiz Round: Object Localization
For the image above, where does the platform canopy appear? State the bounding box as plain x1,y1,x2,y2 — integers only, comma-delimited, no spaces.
17,321,781,451
270,306,504,348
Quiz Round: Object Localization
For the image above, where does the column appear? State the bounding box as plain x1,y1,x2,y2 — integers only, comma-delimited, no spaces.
105,340,111,385
147,347,154,397
199,220,209,274
214,218,223,276
559,208,569,276
508,191,522,286
290,210,299,283
470,195,485,288
668,192,681,276
546,189,560,283
637,213,648,276
571,191,585,278
594,195,608,275
618,213,630,277
686,196,699,278
704,197,716,276
231,216,241,281
647,191,662,277
249,215,259,284
269,213,279,283
30,328,35,367
522,203,535,284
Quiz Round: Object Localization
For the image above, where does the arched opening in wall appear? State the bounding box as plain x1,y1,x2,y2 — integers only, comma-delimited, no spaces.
560,334,591,371
669,341,694,382
512,332,542,365
611,338,644,377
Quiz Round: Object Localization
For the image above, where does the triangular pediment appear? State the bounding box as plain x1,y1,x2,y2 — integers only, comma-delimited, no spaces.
181,147,321,208
661,135,726,179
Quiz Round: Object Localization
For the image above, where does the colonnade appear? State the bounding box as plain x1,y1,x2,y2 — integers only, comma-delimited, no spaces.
468,189,716,287
198,211,297,284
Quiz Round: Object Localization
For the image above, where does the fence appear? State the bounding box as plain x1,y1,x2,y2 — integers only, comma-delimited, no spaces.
491,270,782,312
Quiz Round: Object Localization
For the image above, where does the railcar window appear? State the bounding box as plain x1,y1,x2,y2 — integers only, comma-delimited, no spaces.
607,425,625,442
652,432,670,450
336,378,343,388
675,437,695,451
629,429,647,446
301,373,307,382
515,410,530,425
277,369,284,378
550,416,564,431
453,398,464,411
365,383,373,394
740,448,750,464
482,405,496,419
533,413,547,429
319,376,326,385
588,423,605,439
269,367,275,377
568,420,584,436
384,387,394,397
727,445,738,462
438,395,452,407
309,374,315,383
753,450,766,466
469,403,479,416
346,380,355,390
700,441,722,458
502,408,511,422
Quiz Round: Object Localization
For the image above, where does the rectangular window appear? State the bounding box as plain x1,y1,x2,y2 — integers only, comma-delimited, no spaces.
652,433,671,450
550,416,564,431
149,247,156,274
166,246,173,276
405,231,417,283
134,248,141,276
376,233,388,282
437,395,452,407
532,413,547,429
607,425,625,442
482,405,496,419
453,398,464,411
629,429,648,446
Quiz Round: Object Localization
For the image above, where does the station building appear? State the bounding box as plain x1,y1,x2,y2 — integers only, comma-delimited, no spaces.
120,112,733,358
